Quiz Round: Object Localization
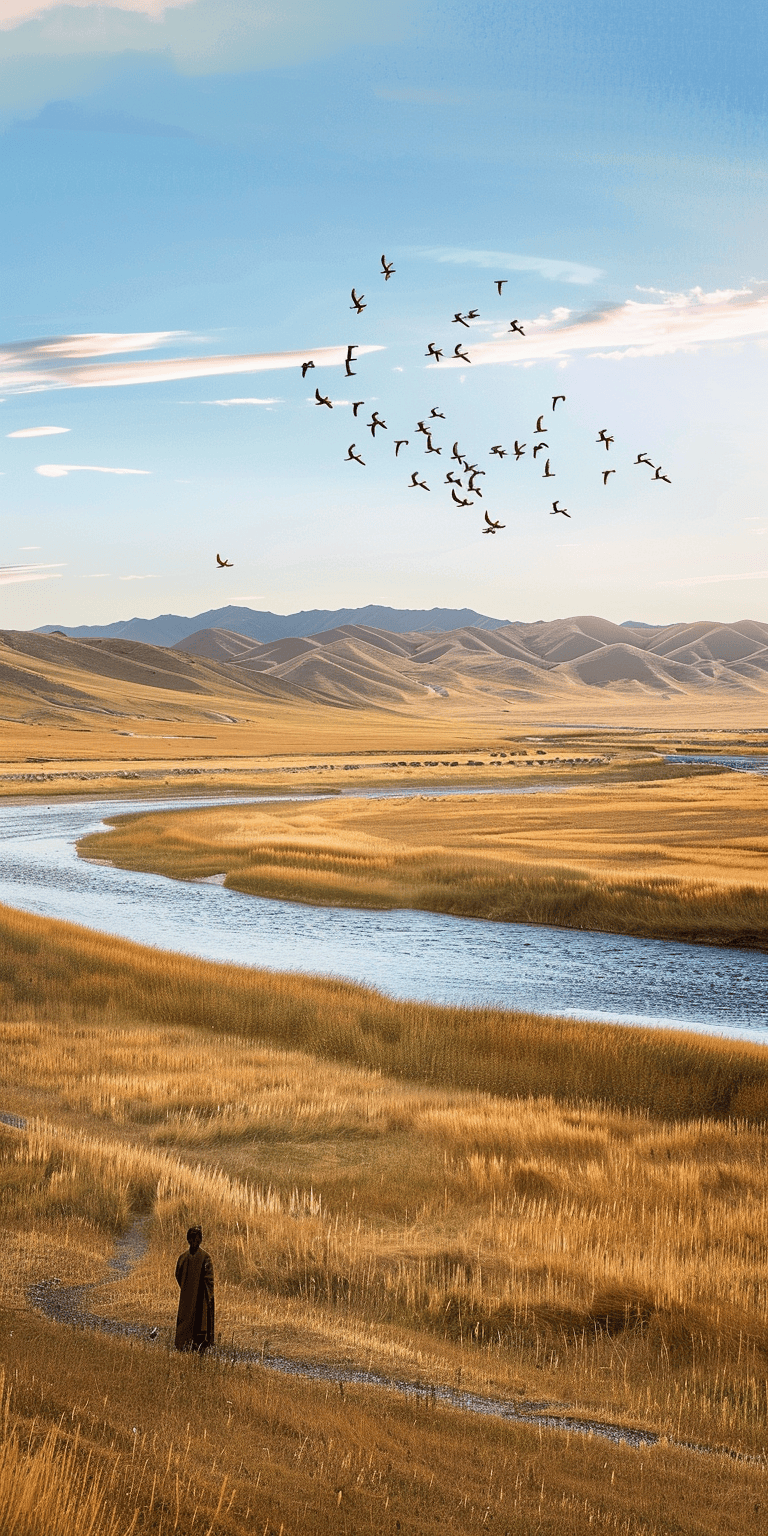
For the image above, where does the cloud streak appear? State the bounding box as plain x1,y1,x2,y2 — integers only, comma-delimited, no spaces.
35,464,150,477
0,1,194,27
416,247,604,285
7,425,70,437
433,286,768,366
0,332,384,395
0,561,64,584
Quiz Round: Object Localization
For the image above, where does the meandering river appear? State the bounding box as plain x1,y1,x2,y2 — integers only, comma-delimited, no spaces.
1,792,766,1043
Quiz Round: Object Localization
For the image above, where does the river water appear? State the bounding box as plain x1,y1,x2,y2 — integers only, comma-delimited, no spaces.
1,793,767,1044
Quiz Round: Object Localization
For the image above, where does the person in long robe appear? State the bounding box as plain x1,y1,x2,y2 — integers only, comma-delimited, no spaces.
175,1226,215,1352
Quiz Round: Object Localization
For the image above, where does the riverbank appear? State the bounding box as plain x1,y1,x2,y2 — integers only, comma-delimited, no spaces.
80,770,768,952
1,902,767,1514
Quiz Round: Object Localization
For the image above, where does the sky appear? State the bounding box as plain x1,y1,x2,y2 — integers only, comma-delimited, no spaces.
1,0,768,629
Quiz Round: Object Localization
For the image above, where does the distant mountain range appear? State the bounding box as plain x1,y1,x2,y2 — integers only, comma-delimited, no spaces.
36,604,515,646
6,614,768,722
168,615,768,704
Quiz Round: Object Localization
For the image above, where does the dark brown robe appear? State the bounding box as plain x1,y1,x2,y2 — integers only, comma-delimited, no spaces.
175,1246,215,1352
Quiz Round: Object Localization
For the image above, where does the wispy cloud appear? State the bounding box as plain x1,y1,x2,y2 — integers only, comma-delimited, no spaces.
201,398,282,406
659,569,768,588
7,425,70,437
0,561,64,584
415,247,604,285
36,464,150,477
0,2,194,31
0,331,384,395
119,573,159,581
432,286,768,366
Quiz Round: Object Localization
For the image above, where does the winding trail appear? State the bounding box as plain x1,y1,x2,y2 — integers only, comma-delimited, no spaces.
8,1155,754,1465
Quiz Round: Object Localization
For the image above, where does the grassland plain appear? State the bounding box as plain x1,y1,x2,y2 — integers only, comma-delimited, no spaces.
2,620,768,803
1,904,767,1533
80,769,768,950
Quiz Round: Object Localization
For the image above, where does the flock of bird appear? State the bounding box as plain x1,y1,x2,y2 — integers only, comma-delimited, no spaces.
217,254,670,564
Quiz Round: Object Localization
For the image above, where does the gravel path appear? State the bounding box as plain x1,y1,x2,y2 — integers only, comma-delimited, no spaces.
4,1113,757,1462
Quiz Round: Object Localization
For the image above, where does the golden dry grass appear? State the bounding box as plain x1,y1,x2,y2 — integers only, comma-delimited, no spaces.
3,902,768,1124
2,904,768,1528
0,1368,140,1536
4,1314,765,1536
81,771,768,949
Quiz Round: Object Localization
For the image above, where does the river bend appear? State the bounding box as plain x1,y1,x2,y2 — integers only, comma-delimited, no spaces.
1,794,766,1043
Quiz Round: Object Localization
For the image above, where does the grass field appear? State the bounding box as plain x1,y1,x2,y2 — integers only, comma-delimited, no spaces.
1,902,767,1532
80,769,768,949
2,619,768,804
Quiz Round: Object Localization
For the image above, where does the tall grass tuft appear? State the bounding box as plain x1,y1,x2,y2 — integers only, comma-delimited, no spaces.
0,1370,136,1536
2,902,767,1124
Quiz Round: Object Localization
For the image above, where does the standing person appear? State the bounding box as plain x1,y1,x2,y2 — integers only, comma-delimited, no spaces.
175,1225,215,1353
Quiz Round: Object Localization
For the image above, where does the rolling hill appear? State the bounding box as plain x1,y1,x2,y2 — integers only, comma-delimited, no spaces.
172,615,768,706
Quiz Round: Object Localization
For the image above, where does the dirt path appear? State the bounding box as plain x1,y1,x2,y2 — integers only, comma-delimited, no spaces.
18,1205,712,1458
2,1113,755,1464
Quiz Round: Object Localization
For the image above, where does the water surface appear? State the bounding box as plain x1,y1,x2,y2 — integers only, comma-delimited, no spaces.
1,794,766,1044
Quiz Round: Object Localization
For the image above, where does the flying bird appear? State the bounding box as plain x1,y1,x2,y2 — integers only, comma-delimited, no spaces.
482,525,497,534
216,553,233,567
415,420,430,436
467,308,479,319
451,442,464,462
452,489,472,506
345,360,356,377
551,502,570,517
467,473,483,495
596,429,614,449
453,344,471,362
426,342,443,361
445,471,463,486
534,415,546,433
350,288,366,314
429,406,445,419
602,469,615,485
484,512,505,530
509,320,525,334
513,441,526,460
552,395,566,410
394,439,409,456
381,254,395,280
453,312,470,328
352,401,365,416
653,466,671,482
532,442,548,459
409,472,430,490
542,459,555,478
490,444,507,458
425,436,442,454
368,411,387,435
494,280,507,295
634,452,654,466
315,388,333,408
301,360,315,378
346,444,365,464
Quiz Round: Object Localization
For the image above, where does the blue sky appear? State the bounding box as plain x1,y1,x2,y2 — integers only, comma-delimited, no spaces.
1,0,767,628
